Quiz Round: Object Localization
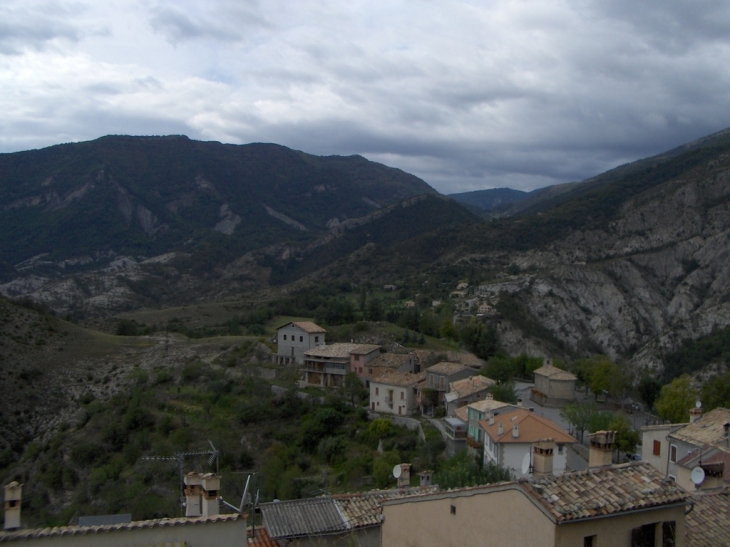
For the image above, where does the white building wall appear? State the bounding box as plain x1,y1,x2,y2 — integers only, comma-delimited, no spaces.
277,325,324,364
483,440,568,477
369,383,415,416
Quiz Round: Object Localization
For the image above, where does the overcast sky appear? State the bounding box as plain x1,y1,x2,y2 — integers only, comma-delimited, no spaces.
2,1,730,193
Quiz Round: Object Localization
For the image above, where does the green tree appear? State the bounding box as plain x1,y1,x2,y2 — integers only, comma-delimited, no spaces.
344,372,368,406
488,382,517,404
433,451,511,489
578,356,624,400
701,371,730,411
560,403,600,442
638,376,663,411
656,375,698,424
372,450,401,488
608,414,639,457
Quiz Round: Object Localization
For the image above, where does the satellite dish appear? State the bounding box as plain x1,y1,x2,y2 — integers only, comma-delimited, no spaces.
521,453,531,475
696,400,702,409
690,466,706,486
393,464,402,479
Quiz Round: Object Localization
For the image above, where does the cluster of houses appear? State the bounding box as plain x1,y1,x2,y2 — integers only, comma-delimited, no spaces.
3,319,729,546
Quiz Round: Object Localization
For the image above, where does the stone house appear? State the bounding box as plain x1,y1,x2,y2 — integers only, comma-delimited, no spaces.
275,321,326,365
369,370,425,416
444,375,495,416
301,343,380,388
420,362,477,415
530,360,576,407
380,462,689,547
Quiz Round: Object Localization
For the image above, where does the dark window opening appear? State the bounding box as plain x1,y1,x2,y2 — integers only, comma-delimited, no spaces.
450,505,456,515
583,535,596,547
632,523,656,547
662,521,676,547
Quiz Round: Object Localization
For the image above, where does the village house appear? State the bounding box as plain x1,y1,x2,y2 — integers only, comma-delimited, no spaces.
420,362,477,415
359,352,417,384
444,375,495,416
442,414,469,455
463,398,521,456
643,407,730,488
529,359,577,407
404,300,416,308
348,344,381,377
477,302,494,315
369,370,425,415
380,462,689,547
301,343,379,388
480,408,576,477
275,321,326,365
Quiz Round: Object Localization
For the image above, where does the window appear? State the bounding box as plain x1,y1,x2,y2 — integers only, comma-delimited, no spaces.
450,505,456,515
558,444,564,454
653,440,661,456
300,336,303,342
315,336,319,343
440,377,444,389
631,523,656,547
400,391,404,400
662,521,676,547
283,334,287,340
354,354,360,361
669,445,677,463
583,535,596,547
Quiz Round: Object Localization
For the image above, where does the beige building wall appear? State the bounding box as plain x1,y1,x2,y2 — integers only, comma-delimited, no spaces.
381,487,555,547
548,379,575,400
641,425,680,475
554,505,686,547
0,518,247,547
369,382,416,416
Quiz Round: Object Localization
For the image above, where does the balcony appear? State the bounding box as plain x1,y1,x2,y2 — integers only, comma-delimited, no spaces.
466,436,482,449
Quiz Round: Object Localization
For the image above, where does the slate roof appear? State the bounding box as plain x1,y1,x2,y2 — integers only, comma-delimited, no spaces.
686,489,730,547
371,370,425,388
479,408,576,444
260,487,438,539
0,514,243,543
670,408,730,446
533,364,576,381
521,462,689,523
304,343,379,359
279,321,327,334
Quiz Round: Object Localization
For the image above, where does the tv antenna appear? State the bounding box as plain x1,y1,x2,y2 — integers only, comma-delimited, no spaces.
142,440,219,513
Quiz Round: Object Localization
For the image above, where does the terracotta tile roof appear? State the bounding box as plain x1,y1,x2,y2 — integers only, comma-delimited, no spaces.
533,364,576,381
304,343,379,359
670,408,730,446
677,444,730,481
248,527,279,547
521,462,689,523
465,399,520,416
0,514,243,543
279,321,327,333
368,353,414,370
427,362,472,376
479,408,576,444
448,376,495,399
454,406,469,422
445,350,483,368
686,489,730,547
371,370,425,388
261,487,438,539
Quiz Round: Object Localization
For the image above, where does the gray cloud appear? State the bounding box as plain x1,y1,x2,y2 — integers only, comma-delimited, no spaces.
2,0,730,194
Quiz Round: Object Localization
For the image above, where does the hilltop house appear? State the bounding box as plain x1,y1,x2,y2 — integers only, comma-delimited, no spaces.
275,321,326,365
301,343,380,388
444,375,495,416
420,362,477,415
480,408,576,477
381,462,689,547
369,370,425,416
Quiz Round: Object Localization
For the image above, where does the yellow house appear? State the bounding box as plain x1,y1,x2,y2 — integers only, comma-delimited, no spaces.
381,462,689,547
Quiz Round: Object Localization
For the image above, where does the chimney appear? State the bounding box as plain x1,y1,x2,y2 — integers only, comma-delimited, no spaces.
489,414,495,426
512,425,519,439
690,407,702,423
184,472,203,517
544,357,553,367
517,397,523,407
200,473,221,518
3,482,22,531
497,422,504,435
485,393,494,400
588,431,616,468
397,464,411,488
418,470,433,487
533,439,555,477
